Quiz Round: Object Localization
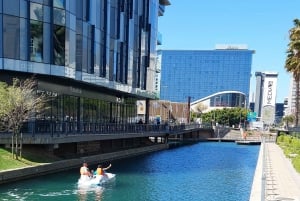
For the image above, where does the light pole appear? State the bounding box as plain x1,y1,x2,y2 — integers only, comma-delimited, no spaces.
168,101,172,122
187,96,191,123
239,111,242,128
161,85,168,122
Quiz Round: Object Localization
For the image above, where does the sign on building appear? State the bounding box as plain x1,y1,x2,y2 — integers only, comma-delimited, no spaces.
261,74,277,124
137,100,146,115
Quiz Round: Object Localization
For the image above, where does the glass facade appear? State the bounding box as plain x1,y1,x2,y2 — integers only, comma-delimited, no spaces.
209,92,245,108
0,0,160,95
34,88,138,134
275,103,284,124
191,91,246,114
0,0,166,131
160,49,254,103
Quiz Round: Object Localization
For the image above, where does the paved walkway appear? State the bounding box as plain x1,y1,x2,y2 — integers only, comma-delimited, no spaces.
250,141,300,201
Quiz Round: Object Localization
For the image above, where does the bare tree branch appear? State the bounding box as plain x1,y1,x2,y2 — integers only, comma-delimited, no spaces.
0,77,48,160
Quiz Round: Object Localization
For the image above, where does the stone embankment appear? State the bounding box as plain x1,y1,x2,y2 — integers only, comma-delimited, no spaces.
0,144,168,185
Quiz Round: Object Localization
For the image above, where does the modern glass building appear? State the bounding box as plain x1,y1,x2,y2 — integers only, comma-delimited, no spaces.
190,91,246,114
0,0,170,132
275,103,284,124
160,46,255,103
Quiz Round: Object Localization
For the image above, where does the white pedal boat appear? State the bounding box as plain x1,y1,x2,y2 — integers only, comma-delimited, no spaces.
78,173,116,186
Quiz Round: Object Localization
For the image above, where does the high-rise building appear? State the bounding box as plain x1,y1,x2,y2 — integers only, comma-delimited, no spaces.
0,0,170,129
160,45,254,103
275,103,285,124
254,71,278,125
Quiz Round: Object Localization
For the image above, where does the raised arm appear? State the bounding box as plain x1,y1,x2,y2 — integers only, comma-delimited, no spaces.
103,164,112,171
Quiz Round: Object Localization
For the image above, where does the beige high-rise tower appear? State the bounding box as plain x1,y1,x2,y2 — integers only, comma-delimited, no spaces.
254,71,278,125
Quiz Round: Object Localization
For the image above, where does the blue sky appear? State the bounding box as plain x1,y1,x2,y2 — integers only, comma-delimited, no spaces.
158,0,300,102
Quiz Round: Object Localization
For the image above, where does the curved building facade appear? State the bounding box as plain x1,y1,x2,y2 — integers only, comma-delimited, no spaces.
0,0,170,131
190,91,246,113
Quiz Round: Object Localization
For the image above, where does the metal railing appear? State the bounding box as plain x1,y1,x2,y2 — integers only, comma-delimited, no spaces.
261,136,266,201
9,120,209,137
278,127,300,139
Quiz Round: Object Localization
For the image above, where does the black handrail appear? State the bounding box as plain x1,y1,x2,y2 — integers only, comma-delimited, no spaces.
14,120,209,137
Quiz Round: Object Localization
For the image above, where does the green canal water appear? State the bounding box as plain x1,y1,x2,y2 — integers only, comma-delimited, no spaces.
0,142,259,201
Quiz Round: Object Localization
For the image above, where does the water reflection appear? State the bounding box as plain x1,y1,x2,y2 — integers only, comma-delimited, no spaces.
77,185,104,201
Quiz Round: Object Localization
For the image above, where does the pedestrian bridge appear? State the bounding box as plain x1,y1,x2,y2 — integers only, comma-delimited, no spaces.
0,121,213,145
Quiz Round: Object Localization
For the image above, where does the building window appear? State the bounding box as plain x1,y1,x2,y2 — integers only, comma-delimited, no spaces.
3,15,20,59
3,0,19,16
43,23,51,64
76,34,83,71
54,0,65,9
30,20,43,62
53,25,65,66
20,18,28,61
30,2,43,21
53,8,65,26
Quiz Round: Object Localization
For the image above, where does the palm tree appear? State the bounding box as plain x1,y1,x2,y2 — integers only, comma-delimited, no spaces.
285,19,300,126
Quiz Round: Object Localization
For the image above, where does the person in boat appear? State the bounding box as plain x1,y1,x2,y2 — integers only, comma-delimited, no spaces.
80,162,92,178
96,163,112,177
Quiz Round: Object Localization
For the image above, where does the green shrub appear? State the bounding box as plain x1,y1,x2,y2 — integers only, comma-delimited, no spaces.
277,135,284,143
276,134,300,173
292,156,300,173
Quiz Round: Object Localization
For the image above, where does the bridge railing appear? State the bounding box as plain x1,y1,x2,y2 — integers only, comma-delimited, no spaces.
0,121,211,137
284,127,300,139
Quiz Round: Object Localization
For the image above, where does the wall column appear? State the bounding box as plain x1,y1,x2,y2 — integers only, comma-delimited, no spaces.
145,99,150,124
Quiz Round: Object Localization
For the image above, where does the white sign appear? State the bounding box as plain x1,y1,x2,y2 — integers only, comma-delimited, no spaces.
262,74,277,124
137,100,146,115
251,121,264,129
262,76,277,106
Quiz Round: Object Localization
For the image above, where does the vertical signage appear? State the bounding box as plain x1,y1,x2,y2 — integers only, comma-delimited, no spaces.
262,76,277,106
262,74,277,124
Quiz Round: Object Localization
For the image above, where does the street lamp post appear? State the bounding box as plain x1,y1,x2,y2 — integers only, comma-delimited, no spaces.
168,101,172,122
187,96,191,123
239,111,242,128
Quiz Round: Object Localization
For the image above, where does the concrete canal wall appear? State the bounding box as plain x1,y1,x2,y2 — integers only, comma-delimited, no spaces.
0,144,168,185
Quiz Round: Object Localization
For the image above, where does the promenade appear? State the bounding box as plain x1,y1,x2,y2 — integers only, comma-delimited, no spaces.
250,141,300,201
224,129,300,200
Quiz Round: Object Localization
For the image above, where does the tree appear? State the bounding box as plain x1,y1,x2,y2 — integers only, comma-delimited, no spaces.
282,115,295,129
200,107,248,127
0,78,47,160
285,19,300,126
195,102,208,114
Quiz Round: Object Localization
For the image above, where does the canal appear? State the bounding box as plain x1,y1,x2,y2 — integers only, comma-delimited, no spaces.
0,142,259,201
